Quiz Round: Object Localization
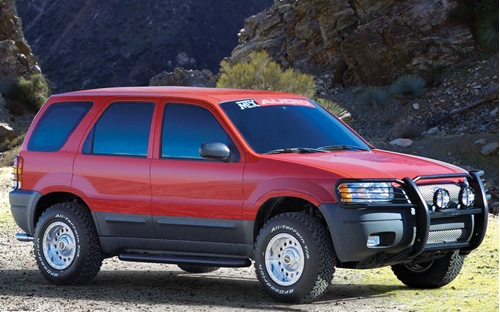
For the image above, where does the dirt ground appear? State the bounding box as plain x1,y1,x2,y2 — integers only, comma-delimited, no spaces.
0,167,406,312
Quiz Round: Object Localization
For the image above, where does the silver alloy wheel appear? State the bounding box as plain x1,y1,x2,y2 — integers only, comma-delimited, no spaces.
42,221,76,270
405,260,434,273
265,233,305,286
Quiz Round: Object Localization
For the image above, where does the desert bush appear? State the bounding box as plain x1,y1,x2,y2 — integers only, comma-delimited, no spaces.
448,0,498,51
358,87,388,108
392,119,426,139
476,13,499,50
390,75,427,97
1,145,21,167
216,51,316,98
5,74,50,114
314,98,352,123
0,134,25,153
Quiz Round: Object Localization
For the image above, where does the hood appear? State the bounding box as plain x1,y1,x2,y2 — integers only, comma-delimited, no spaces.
267,149,466,180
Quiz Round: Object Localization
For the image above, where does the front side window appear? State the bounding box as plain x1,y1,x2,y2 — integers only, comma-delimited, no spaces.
162,103,236,160
85,102,154,157
28,101,93,152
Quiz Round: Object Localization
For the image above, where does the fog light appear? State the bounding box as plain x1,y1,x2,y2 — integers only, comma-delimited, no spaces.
367,235,380,247
459,186,475,208
433,188,450,210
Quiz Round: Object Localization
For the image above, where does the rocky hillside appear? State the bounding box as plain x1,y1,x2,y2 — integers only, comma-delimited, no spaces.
0,0,41,94
15,0,273,92
231,0,478,88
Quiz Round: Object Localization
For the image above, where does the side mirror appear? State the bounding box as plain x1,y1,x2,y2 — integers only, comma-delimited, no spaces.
199,142,231,162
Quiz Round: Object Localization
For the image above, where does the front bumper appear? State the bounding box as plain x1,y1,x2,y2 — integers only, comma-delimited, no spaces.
319,171,488,268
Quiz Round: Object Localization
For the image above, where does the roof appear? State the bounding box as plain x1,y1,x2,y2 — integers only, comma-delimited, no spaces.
51,86,307,103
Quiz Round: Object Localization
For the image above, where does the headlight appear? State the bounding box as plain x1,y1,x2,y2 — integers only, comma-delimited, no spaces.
337,182,394,204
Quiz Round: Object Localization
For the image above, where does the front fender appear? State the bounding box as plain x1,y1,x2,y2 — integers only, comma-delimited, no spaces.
242,177,335,219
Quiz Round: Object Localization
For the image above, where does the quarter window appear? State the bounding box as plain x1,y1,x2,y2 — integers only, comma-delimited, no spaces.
86,102,154,157
28,101,93,152
162,103,236,160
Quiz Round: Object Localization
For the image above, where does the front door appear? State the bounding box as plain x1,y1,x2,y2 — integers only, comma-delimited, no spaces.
150,102,245,255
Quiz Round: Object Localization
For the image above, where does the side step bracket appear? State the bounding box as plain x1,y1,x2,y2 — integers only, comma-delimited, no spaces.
119,253,252,268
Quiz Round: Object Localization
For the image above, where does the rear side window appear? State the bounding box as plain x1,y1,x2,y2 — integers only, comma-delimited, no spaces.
84,102,155,157
28,101,93,152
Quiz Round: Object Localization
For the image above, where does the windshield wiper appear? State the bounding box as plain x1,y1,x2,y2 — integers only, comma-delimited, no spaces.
317,145,369,151
264,147,328,155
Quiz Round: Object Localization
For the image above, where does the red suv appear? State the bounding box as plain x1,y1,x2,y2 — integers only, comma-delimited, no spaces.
10,87,488,303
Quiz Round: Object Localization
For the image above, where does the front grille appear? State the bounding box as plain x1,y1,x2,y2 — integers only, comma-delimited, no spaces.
427,229,466,244
417,183,462,210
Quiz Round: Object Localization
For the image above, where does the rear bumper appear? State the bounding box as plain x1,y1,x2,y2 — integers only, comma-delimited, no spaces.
320,171,488,268
9,189,42,236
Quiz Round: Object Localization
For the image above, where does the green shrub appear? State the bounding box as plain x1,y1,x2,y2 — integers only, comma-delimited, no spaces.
448,0,498,51
0,134,25,153
216,51,316,98
390,75,427,97
314,98,352,122
1,145,22,167
392,119,426,139
358,87,388,108
477,13,499,50
6,74,50,114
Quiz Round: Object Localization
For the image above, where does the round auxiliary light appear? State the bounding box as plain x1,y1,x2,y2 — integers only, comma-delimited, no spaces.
433,188,450,210
459,186,475,208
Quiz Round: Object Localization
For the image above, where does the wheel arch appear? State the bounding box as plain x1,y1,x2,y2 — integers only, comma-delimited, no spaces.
33,191,91,233
252,196,330,243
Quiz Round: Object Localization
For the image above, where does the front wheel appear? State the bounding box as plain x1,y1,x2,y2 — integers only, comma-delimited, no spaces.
254,213,336,303
34,202,104,285
391,250,464,288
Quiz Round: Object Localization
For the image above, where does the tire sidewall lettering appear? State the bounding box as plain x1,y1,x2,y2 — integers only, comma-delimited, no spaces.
258,263,295,295
35,211,82,277
270,224,309,259
259,222,313,296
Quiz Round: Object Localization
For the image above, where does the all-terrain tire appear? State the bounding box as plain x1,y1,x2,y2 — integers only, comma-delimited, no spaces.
254,212,336,303
177,264,220,273
33,202,104,285
391,250,464,288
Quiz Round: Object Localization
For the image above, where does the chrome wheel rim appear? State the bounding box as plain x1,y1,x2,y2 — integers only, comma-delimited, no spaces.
265,233,304,286
43,221,76,270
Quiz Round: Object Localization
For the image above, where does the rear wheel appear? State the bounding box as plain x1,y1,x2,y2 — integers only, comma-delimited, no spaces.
391,250,464,288
34,202,103,285
254,212,335,303
177,264,219,273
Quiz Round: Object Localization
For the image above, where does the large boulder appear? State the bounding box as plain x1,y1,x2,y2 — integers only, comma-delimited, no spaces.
231,0,474,87
149,67,215,87
0,0,41,93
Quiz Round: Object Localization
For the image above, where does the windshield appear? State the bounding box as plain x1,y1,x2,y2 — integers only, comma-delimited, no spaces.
220,98,370,154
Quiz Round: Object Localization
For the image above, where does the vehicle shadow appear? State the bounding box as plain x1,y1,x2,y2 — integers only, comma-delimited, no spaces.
0,266,406,311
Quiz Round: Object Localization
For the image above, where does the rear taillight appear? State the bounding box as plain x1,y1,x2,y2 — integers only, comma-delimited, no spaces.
12,155,23,189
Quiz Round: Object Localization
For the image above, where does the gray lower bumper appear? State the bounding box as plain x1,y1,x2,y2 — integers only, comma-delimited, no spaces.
9,189,42,236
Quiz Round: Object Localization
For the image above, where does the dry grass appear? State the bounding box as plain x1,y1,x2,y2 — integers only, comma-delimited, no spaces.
0,166,497,311
354,216,499,312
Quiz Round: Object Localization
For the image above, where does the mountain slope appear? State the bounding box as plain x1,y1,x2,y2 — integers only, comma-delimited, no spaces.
16,0,273,92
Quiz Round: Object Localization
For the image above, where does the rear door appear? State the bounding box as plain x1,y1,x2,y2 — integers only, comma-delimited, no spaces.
150,101,245,255
73,100,157,238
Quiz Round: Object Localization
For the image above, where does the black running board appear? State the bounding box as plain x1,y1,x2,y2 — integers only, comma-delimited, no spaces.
118,253,252,267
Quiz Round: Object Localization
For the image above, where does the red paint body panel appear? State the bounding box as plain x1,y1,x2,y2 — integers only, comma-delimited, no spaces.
17,86,468,222
73,155,152,215
150,159,244,219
